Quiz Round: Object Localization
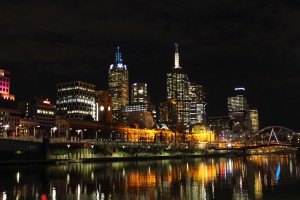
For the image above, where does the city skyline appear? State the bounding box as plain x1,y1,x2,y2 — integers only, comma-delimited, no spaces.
0,1,299,131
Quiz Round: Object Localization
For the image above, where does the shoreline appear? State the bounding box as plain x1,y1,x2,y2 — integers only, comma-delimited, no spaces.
1,150,297,166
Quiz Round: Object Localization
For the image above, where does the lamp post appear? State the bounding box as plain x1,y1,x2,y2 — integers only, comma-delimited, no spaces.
15,125,21,137
4,124,9,138
51,127,57,138
76,130,82,141
33,125,40,137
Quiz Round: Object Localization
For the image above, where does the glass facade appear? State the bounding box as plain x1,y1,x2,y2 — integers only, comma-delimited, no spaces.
189,83,206,124
166,44,190,128
56,81,96,120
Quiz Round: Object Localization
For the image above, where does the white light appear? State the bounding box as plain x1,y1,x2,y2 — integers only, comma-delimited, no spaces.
234,87,245,91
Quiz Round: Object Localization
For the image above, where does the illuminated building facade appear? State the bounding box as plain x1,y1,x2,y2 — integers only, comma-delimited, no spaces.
166,44,190,130
0,69,14,100
108,47,129,122
249,109,259,132
19,99,56,131
56,81,96,120
95,90,112,123
227,88,251,134
208,116,232,141
0,69,19,136
131,83,148,104
189,83,206,124
36,99,55,128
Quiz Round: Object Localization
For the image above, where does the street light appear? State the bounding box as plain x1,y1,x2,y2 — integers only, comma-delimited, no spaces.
51,127,57,138
33,125,40,137
15,125,21,137
76,130,82,141
3,124,9,137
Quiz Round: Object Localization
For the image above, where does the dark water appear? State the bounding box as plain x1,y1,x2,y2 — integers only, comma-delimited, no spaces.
0,154,300,200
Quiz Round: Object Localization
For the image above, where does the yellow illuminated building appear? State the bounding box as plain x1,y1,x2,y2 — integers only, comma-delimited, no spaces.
188,123,215,143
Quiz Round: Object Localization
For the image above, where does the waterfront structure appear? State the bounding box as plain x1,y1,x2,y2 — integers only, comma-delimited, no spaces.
108,47,129,122
249,108,259,132
189,83,206,124
95,90,112,123
0,69,20,136
166,44,190,131
56,81,96,120
55,116,102,140
189,123,215,144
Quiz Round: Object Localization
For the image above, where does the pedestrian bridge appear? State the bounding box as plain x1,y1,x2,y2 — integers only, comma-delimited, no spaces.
245,126,300,148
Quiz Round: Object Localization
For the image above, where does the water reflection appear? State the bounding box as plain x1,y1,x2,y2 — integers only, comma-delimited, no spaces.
0,154,300,199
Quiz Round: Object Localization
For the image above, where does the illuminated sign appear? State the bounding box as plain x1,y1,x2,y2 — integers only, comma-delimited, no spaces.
234,87,245,91
43,99,51,105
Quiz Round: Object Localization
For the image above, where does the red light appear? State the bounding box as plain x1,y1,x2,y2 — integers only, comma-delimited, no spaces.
41,194,47,200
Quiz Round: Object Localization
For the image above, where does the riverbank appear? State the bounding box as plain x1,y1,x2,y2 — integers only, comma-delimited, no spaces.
2,148,297,166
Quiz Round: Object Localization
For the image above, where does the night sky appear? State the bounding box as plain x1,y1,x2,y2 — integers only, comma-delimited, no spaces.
0,0,299,131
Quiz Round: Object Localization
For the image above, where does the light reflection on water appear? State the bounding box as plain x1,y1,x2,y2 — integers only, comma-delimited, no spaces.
0,154,300,200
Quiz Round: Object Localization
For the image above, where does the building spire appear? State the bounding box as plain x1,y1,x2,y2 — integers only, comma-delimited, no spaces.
115,46,123,64
174,43,181,69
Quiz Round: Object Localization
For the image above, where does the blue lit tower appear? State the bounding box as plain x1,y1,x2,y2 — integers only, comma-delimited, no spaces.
108,47,129,122
166,44,190,131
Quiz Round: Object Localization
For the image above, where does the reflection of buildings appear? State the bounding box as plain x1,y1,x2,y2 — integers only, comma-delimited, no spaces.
56,81,96,120
166,44,190,131
1,154,297,200
108,47,129,123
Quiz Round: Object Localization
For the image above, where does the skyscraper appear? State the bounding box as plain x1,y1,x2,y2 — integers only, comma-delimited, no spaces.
56,81,96,120
108,47,129,122
189,83,206,124
166,44,190,131
249,108,259,132
227,87,250,134
0,69,19,136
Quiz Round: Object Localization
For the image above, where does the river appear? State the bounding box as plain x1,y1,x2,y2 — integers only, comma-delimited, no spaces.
0,154,300,199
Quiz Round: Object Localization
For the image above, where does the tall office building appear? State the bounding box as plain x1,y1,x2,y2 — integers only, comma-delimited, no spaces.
108,47,129,122
56,81,96,120
0,69,20,136
227,88,250,134
131,82,148,104
249,108,259,132
189,83,206,124
166,44,190,130
0,69,14,100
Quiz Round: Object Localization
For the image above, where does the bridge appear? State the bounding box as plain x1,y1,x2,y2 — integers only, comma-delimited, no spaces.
246,126,300,147
0,125,299,156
